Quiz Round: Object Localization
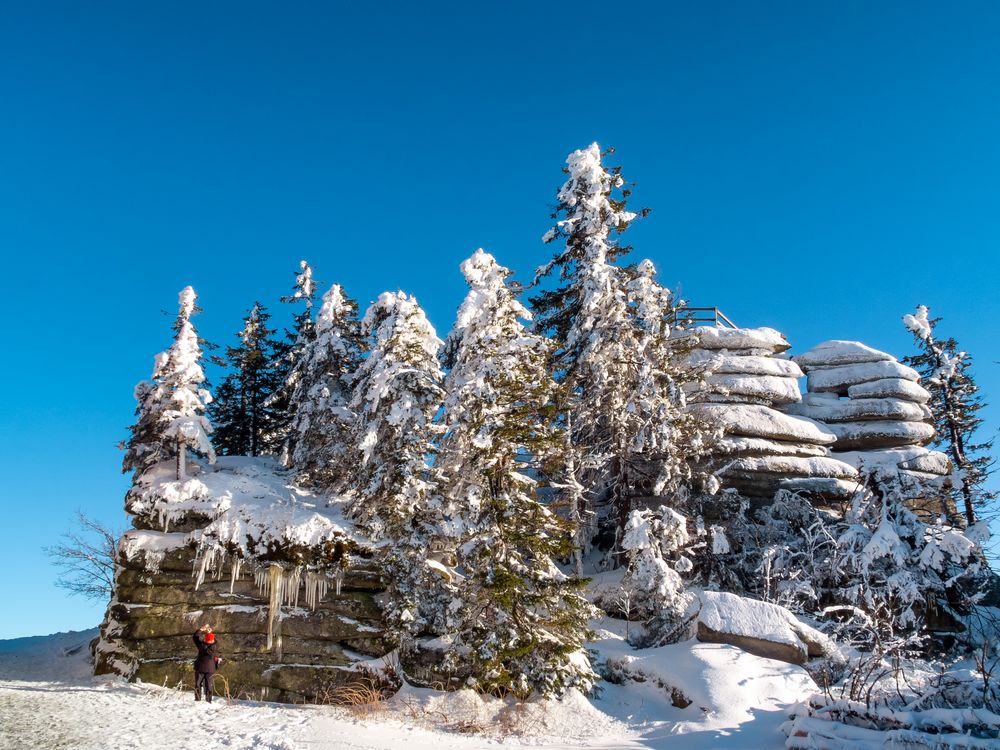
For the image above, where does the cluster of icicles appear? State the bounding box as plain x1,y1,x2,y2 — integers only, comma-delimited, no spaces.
192,547,345,655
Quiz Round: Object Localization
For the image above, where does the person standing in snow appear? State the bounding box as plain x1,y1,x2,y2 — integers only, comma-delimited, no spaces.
192,625,219,702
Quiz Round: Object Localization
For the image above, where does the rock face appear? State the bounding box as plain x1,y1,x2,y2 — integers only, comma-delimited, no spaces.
95,458,390,703
679,331,947,504
681,327,859,500
788,340,950,497
784,341,950,477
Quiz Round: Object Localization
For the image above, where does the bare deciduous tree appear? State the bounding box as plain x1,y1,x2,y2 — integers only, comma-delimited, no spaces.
45,511,121,600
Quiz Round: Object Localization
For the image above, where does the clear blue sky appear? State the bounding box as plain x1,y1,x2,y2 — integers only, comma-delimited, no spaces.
1,2,998,639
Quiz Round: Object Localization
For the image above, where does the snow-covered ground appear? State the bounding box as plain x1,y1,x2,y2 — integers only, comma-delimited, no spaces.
0,622,815,750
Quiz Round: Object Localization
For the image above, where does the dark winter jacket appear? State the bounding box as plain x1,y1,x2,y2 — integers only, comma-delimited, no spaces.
192,633,218,674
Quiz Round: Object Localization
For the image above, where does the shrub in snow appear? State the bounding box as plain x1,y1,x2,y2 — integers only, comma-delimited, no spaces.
902,304,997,528
123,286,216,480
209,302,287,457
285,283,365,490
823,473,983,647
426,249,596,698
595,506,695,647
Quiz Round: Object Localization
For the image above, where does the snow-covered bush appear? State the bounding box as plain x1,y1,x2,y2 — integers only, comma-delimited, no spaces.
594,506,695,647
822,473,983,647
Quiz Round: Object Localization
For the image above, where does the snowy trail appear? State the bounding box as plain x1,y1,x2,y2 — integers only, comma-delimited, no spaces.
0,678,642,750
0,627,809,750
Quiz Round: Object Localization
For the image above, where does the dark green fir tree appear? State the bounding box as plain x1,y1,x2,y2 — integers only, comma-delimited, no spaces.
903,305,996,527
209,302,285,457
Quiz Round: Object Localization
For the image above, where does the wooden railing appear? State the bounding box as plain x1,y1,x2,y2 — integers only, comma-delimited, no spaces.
670,307,738,329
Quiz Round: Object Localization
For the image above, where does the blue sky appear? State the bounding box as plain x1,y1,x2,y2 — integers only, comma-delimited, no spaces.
1,2,998,638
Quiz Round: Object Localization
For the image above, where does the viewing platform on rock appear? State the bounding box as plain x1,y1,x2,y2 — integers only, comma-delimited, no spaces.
671,306,738,329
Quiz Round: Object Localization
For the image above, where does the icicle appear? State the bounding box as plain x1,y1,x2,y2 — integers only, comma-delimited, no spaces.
304,571,329,610
333,567,344,596
193,546,223,590
257,563,285,653
229,556,242,594
284,566,303,608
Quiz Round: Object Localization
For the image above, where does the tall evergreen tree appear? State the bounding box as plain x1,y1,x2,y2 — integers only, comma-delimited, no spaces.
531,144,704,559
269,260,317,455
532,142,646,365
209,302,285,457
347,290,445,539
123,286,216,480
903,305,996,527
286,283,365,489
435,249,596,697
346,291,445,649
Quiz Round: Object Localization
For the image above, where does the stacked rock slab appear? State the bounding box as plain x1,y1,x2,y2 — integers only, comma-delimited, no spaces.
680,327,860,501
785,340,950,497
95,459,389,703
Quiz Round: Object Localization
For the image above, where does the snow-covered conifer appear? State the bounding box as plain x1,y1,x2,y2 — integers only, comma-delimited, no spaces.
209,302,286,457
347,291,444,539
344,291,445,654
531,144,647,555
902,305,996,527
286,283,365,489
532,145,708,560
269,260,317,452
532,142,646,353
124,286,216,479
434,249,596,697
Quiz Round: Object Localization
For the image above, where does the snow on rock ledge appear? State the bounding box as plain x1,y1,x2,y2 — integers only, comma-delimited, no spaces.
805,360,921,395
824,420,936,450
793,340,894,368
674,325,791,354
696,374,802,406
835,447,951,479
847,377,932,403
694,591,843,666
689,403,836,445
785,392,931,423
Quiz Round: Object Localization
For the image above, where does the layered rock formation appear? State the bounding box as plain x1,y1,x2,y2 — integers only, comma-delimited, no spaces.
786,340,950,496
680,327,859,500
95,457,389,703
679,330,949,504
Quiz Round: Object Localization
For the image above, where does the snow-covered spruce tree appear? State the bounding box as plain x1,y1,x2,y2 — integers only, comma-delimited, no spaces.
268,260,317,456
346,291,445,644
622,259,713,502
531,144,644,555
903,305,996,528
209,302,286,457
434,249,596,698
123,286,216,480
532,144,707,560
286,283,365,489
